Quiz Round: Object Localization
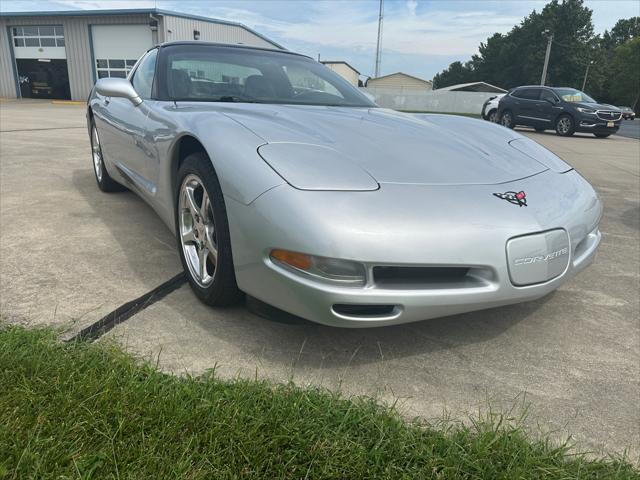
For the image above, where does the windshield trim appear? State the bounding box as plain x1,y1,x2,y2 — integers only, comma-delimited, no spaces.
169,98,376,108
156,43,376,108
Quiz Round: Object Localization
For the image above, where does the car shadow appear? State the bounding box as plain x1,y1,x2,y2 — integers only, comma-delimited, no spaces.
72,167,553,369
517,127,618,140
155,270,553,371
71,168,183,289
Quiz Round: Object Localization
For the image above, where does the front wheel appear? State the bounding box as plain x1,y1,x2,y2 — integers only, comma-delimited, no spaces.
500,111,514,129
175,152,243,306
594,133,611,138
90,122,124,192
488,110,498,123
555,115,575,136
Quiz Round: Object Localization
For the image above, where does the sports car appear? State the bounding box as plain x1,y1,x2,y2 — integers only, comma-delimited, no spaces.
87,41,602,327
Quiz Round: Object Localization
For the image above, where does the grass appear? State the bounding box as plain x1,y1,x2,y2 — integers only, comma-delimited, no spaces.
0,326,637,479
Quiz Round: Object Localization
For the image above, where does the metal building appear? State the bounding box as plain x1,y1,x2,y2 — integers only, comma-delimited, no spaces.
0,8,283,101
320,61,361,87
366,72,433,91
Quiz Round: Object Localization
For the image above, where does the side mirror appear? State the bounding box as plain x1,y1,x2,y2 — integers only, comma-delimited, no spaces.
95,78,142,106
545,97,558,105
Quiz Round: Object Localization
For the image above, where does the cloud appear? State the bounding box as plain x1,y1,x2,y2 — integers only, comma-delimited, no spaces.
406,0,418,16
5,0,637,80
53,0,155,8
37,0,520,56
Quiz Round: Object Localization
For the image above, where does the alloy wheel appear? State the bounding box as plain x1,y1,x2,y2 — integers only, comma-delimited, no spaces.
557,117,571,135
489,111,498,123
179,174,218,287
501,112,512,128
91,126,103,181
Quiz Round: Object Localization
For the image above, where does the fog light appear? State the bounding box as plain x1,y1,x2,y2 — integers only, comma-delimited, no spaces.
270,249,366,286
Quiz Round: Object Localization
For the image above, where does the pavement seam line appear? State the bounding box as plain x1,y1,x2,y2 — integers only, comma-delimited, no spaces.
65,273,187,343
1,126,86,133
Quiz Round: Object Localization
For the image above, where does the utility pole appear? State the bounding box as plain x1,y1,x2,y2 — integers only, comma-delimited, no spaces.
582,60,593,91
374,0,384,78
540,30,553,85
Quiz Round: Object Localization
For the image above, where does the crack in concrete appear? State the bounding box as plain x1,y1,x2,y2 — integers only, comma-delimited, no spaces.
65,273,187,342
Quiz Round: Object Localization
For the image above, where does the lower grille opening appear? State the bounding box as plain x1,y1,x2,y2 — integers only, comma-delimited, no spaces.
374,266,467,284
333,304,397,318
372,266,494,289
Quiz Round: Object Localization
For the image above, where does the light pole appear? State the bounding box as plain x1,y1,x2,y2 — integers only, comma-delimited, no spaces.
374,0,384,78
582,60,594,91
540,30,553,85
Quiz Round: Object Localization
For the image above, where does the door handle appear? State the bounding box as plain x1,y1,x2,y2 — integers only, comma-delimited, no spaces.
104,96,110,106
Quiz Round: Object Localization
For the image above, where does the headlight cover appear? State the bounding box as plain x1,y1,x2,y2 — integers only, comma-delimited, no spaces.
577,107,597,114
258,143,378,191
270,249,366,286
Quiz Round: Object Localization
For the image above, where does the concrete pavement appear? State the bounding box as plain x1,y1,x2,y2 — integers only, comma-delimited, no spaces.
1,100,638,459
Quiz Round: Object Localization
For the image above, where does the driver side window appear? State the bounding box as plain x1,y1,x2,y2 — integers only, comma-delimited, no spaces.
284,65,344,99
131,49,157,99
540,89,557,103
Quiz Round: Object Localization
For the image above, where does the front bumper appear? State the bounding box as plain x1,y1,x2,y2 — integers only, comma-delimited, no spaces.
576,117,621,133
227,170,602,327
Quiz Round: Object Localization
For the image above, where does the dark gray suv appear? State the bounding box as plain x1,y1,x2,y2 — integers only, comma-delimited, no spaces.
498,86,622,138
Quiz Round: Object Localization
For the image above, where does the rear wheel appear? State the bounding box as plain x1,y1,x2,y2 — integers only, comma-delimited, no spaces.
175,153,243,306
555,115,575,136
500,110,514,129
594,133,611,138
90,122,124,192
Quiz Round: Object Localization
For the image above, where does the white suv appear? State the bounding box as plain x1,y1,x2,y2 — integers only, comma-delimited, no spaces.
481,94,505,122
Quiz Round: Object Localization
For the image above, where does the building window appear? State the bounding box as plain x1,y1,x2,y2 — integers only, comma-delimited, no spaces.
96,59,137,79
12,25,65,48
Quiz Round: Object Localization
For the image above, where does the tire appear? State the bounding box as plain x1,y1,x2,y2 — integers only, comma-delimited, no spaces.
175,152,243,306
555,114,575,136
594,133,611,138
488,109,498,123
500,110,515,129
90,121,125,192
535,127,546,132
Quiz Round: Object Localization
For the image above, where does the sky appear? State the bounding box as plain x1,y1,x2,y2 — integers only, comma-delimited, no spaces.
3,0,639,80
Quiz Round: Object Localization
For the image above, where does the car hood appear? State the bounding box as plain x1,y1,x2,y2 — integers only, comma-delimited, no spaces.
574,102,620,111
220,104,551,185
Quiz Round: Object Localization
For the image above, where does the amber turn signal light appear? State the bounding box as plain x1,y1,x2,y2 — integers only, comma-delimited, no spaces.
270,249,312,270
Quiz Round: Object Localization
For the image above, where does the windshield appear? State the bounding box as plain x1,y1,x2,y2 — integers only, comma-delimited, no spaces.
553,88,596,103
161,45,374,107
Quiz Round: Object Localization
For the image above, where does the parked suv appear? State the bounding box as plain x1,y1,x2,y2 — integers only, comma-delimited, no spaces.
481,94,505,122
498,86,622,138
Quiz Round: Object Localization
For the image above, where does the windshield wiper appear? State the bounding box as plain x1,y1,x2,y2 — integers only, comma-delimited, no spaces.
215,95,263,103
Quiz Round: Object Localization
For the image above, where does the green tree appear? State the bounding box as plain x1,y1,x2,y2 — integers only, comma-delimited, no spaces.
590,17,640,105
432,61,474,89
608,38,640,108
601,17,640,51
434,0,595,89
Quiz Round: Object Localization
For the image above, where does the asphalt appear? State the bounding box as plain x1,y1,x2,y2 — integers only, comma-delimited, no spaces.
618,119,640,140
1,100,638,460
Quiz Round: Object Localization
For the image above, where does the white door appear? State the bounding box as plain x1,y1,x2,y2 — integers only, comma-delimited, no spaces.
91,25,153,79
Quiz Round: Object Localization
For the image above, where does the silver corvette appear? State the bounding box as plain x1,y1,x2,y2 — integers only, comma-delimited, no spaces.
87,42,602,327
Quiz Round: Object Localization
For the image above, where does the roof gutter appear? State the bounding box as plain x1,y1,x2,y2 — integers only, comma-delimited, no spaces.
149,12,163,43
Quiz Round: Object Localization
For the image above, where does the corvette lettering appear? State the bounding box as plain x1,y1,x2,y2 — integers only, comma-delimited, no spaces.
514,247,569,266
